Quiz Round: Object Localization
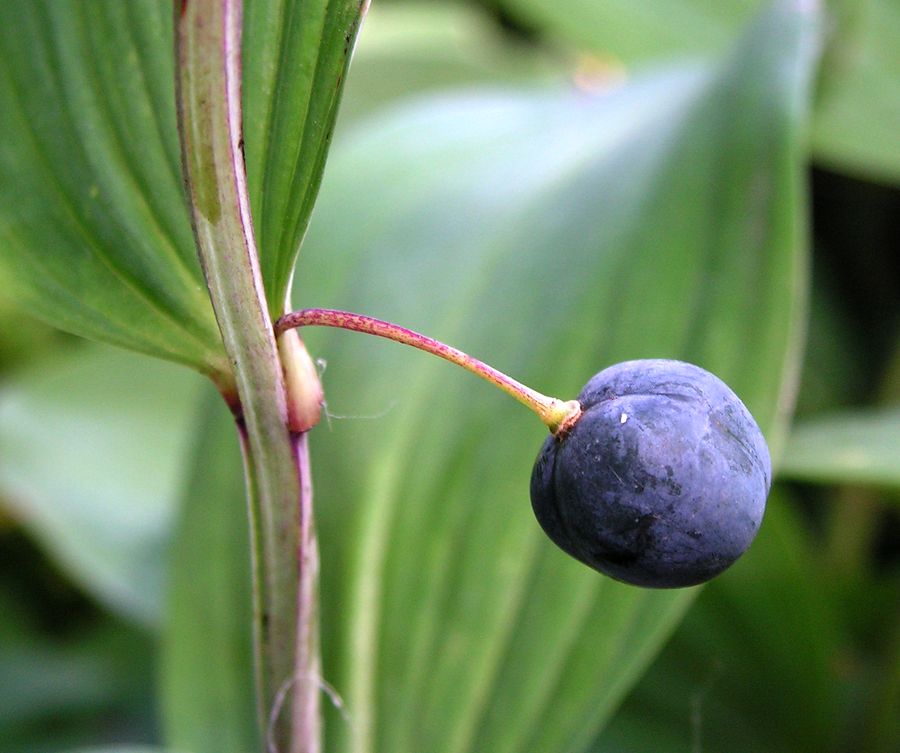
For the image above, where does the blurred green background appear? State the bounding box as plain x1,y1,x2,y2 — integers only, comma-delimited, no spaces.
0,1,898,752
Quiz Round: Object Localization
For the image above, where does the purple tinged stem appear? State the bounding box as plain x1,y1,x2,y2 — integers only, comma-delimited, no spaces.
175,2,320,751
290,431,320,753
276,308,580,434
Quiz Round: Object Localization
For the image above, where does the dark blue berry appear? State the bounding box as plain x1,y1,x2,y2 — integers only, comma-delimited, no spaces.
530,360,771,588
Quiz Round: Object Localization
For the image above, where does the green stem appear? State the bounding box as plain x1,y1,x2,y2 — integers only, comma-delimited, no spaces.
175,3,319,751
276,308,581,435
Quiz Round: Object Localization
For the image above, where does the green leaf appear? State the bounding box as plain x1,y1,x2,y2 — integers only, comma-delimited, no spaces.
498,0,900,184
160,391,258,753
0,1,229,383
812,0,900,183
0,301,62,374
243,0,367,314
779,406,900,489
498,0,758,61
336,2,561,125
593,491,847,753
0,343,204,626
292,2,821,751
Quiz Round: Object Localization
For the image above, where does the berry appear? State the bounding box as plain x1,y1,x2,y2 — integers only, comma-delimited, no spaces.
530,360,771,588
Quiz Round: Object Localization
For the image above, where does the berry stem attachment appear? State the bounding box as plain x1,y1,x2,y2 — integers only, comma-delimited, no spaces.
276,308,581,435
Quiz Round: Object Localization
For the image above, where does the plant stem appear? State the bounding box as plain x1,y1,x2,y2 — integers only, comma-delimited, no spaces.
176,3,319,751
292,432,321,750
276,308,581,434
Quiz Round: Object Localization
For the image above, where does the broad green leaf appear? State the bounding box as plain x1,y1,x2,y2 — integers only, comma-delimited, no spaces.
812,0,900,183
160,391,258,753
243,0,367,314
0,343,204,625
291,2,821,751
0,1,229,383
498,0,900,183
498,0,757,61
336,2,561,125
0,0,372,370
593,491,847,753
0,301,63,374
779,406,900,489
